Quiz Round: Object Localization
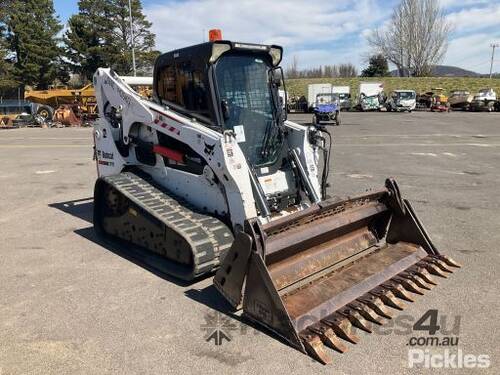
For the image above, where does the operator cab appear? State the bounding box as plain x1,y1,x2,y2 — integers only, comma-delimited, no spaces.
153,39,285,168
153,36,310,214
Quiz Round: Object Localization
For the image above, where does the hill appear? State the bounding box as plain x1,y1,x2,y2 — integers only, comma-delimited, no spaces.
390,65,480,77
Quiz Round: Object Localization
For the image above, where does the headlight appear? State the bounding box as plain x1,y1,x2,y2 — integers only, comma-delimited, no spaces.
210,43,231,63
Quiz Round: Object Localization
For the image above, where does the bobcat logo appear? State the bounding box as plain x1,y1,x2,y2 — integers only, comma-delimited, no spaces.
204,141,216,156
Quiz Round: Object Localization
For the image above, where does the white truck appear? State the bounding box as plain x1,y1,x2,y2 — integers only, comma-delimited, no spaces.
469,88,497,112
358,82,384,111
331,85,351,111
385,90,417,112
307,83,332,112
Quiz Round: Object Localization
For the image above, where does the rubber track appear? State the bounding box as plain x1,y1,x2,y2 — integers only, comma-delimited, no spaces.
98,172,234,279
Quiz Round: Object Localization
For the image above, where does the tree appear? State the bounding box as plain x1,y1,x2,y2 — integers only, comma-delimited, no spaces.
367,0,452,77
337,63,358,78
2,0,63,89
105,0,158,75
65,0,111,81
65,0,158,79
361,54,389,77
286,62,358,79
286,55,299,79
0,39,14,88
0,1,16,91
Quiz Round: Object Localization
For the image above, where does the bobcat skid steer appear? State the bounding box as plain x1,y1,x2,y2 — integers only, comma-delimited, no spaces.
92,31,460,364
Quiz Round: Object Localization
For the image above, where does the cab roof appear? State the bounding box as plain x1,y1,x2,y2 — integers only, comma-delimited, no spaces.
154,40,283,70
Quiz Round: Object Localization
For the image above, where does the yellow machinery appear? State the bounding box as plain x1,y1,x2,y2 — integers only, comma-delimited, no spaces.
25,80,152,126
432,87,448,104
24,85,98,125
417,88,449,112
429,88,450,112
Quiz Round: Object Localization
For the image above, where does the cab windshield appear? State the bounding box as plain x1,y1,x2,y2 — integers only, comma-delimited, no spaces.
397,91,416,100
215,54,282,167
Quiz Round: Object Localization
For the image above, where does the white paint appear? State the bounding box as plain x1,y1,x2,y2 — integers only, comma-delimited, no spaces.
35,170,56,175
347,174,373,179
410,152,438,157
470,143,492,147
442,152,458,157
0,145,90,148
336,143,500,147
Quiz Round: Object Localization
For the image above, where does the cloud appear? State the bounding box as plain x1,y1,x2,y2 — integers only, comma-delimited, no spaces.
444,33,500,73
144,0,500,73
283,37,371,71
145,0,385,69
444,4,500,72
446,3,500,32
440,0,490,9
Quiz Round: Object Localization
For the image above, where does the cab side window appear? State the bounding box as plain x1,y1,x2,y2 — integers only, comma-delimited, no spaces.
157,62,210,119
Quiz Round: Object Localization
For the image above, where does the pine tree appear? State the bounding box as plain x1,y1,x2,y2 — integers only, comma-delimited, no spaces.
65,0,159,80
105,0,158,75
0,42,16,90
0,38,10,78
0,0,16,90
3,0,63,89
361,54,390,77
64,0,111,81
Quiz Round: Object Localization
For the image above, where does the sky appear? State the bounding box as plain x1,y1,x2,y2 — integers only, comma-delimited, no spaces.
53,0,500,74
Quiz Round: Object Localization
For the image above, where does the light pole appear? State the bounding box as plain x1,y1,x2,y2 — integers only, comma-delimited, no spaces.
128,0,137,76
489,43,499,79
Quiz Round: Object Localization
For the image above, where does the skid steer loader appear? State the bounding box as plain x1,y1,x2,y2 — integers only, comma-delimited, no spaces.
92,31,460,364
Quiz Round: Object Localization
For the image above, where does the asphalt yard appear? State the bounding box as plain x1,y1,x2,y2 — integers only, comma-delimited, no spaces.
0,111,499,374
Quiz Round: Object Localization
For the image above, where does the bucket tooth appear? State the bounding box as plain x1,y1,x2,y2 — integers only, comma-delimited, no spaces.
393,276,425,295
423,258,454,273
407,266,437,285
434,255,462,268
400,272,433,290
338,306,373,333
370,287,406,310
419,261,448,278
346,302,386,325
358,294,393,319
308,323,348,353
322,313,360,344
300,333,332,365
381,281,416,302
